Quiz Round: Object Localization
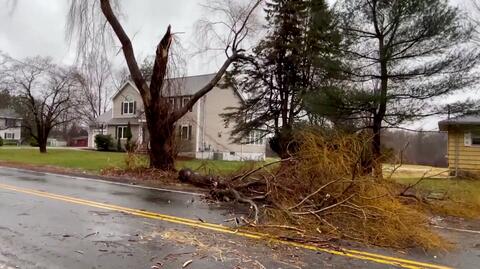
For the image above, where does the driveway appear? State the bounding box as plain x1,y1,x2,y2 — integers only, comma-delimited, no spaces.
0,166,477,268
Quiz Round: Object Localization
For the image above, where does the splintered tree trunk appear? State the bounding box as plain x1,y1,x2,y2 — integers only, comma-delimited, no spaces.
146,111,176,171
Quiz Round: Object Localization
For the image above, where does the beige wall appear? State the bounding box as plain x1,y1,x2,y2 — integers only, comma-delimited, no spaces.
200,86,265,155
107,80,265,159
106,125,141,143
112,83,143,119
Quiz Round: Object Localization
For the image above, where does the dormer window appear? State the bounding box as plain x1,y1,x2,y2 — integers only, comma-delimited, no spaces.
121,96,136,115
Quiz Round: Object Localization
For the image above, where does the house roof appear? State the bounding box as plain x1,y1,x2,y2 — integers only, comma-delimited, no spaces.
438,115,480,131
107,118,142,126
92,109,142,126
111,74,245,102
96,109,113,124
0,108,21,119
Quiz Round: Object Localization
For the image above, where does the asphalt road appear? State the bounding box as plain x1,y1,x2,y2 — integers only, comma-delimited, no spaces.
0,166,477,269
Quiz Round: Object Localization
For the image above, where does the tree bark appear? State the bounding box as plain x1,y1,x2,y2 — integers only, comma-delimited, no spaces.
100,0,248,170
371,118,382,176
38,131,48,153
146,111,176,170
39,142,47,153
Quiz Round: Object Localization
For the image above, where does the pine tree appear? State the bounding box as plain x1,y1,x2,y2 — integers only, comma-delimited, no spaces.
224,0,342,158
307,0,480,175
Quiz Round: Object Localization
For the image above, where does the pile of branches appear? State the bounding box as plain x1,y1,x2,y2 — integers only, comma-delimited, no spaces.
179,131,446,250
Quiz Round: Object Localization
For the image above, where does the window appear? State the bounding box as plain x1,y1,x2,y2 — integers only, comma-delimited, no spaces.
5,119,16,127
117,126,127,139
169,98,176,110
4,133,14,139
247,131,264,145
180,125,192,141
182,97,192,112
471,132,480,145
121,100,135,115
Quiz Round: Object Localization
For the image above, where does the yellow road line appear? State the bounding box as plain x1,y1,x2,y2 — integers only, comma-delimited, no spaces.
0,183,453,269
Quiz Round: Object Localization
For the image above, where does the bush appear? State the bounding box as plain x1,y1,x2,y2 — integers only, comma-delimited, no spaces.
95,134,113,151
0,137,3,147
29,137,39,147
3,140,18,146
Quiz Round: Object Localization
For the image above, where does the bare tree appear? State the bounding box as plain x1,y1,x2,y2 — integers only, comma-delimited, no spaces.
2,57,81,153
67,0,261,170
77,53,114,124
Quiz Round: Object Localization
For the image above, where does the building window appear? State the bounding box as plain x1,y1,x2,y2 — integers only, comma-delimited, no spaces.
5,119,16,127
180,125,192,141
247,131,264,145
122,100,135,114
182,97,192,112
471,132,480,145
117,126,128,139
168,98,176,110
4,133,14,139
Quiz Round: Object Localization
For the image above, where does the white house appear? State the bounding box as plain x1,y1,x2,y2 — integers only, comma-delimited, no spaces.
89,74,266,161
0,108,22,144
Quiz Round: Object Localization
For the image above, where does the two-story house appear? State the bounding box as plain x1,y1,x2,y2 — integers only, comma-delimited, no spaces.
0,108,22,144
88,74,266,161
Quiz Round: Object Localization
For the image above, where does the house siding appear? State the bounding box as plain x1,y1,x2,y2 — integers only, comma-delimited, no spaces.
199,86,265,160
447,126,480,173
92,76,266,161
0,118,22,142
112,83,143,119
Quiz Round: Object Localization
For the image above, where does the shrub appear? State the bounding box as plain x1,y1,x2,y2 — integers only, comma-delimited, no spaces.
125,122,134,152
3,140,18,146
94,134,113,151
0,137,3,147
29,137,39,147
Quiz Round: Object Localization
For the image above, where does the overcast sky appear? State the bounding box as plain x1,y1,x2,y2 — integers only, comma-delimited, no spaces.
0,0,218,74
0,0,476,131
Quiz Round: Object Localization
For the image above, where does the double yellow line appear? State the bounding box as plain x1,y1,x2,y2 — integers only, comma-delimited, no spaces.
0,182,452,269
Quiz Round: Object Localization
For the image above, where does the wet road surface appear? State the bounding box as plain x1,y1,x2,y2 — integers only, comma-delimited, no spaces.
0,166,478,268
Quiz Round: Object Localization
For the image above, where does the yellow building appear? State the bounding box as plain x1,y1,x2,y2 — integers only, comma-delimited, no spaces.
439,116,480,176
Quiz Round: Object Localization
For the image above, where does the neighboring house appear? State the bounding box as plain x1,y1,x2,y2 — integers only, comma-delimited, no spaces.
89,74,266,161
70,136,88,147
438,115,480,175
0,108,22,144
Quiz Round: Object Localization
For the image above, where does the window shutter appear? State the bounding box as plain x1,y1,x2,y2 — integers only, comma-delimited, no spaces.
464,132,472,147
120,102,124,115
133,101,137,114
188,125,192,141
115,127,118,139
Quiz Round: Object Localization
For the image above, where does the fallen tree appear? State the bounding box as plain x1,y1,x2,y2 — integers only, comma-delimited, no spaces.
179,130,447,250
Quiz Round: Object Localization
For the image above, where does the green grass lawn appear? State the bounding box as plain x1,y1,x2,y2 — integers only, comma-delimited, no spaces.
0,147,257,173
389,168,480,218
0,147,126,172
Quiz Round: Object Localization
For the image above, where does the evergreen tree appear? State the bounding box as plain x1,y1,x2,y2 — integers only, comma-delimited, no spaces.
224,0,342,158
307,0,480,175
